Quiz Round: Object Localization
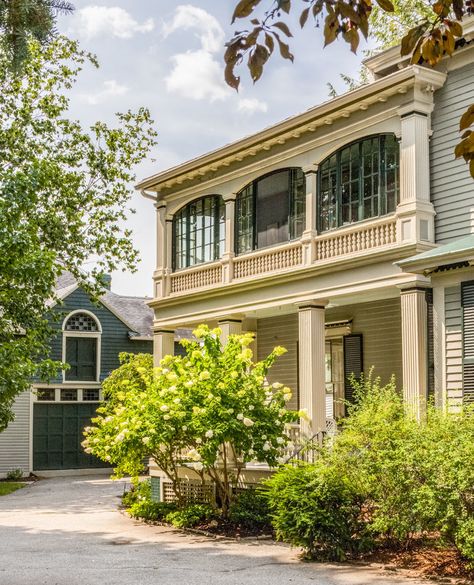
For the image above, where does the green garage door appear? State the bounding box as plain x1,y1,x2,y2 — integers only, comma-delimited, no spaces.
33,403,105,470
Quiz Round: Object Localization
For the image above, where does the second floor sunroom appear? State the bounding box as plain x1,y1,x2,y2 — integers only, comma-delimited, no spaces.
172,133,400,271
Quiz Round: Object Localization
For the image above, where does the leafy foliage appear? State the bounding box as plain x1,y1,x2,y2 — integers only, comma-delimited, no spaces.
84,326,301,515
0,36,157,430
228,487,272,531
6,468,23,481
266,373,474,564
128,500,178,522
225,0,474,178
165,504,215,528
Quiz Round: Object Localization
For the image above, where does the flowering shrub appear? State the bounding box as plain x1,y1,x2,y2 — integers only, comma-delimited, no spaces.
83,325,300,514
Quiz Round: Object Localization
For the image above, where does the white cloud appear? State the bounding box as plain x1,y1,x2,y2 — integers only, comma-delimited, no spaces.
162,5,224,53
238,98,268,114
70,6,154,40
80,80,129,105
165,50,230,102
163,5,230,102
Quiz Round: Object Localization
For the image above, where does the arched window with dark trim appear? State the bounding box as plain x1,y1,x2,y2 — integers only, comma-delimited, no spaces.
235,168,305,255
318,134,399,233
63,312,100,383
173,195,225,270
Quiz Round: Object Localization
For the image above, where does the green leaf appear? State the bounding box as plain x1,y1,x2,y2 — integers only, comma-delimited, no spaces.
375,0,395,12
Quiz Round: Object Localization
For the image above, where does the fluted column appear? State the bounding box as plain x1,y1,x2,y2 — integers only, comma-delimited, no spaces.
298,302,327,436
154,329,174,367
400,287,428,419
301,165,318,265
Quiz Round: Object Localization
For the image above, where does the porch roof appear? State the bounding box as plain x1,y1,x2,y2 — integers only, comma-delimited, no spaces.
397,235,474,274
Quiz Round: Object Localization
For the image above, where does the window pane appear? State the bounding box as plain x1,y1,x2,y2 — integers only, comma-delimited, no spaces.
319,155,338,231
289,168,306,240
173,196,224,268
83,389,100,401
60,388,78,401
65,313,98,332
36,388,55,401
236,186,254,254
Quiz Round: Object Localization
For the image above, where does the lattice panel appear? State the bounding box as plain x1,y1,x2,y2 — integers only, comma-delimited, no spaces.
65,313,99,332
162,479,214,504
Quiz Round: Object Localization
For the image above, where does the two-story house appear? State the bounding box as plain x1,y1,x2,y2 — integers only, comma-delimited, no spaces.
0,273,156,477
137,16,474,457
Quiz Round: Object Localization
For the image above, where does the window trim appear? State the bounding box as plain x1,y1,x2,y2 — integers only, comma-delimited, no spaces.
172,194,225,271
317,133,400,234
62,311,101,384
235,167,306,256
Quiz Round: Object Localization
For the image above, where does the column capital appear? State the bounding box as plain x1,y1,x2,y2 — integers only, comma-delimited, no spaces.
397,276,431,292
155,200,167,211
302,163,319,175
223,193,237,202
296,300,329,311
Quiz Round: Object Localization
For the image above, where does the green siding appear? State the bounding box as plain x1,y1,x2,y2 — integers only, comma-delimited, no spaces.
45,288,152,383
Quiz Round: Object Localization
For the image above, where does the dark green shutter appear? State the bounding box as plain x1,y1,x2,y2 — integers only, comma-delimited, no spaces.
462,282,474,404
426,289,435,400
343,334,363,407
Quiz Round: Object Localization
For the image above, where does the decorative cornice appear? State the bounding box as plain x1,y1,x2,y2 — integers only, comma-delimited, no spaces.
136,66,446,195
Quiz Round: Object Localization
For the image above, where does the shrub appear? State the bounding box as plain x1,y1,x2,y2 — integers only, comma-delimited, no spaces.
228,488,272,532
6,468,23,481
122,478,151,508
165,504,215,528
266,461,368,560
128,500,177,522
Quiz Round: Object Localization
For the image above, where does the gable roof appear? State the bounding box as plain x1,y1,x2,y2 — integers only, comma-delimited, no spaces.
54,272,154,339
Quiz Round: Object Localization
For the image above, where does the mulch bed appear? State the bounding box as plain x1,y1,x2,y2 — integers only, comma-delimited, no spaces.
0,474,39,483
193,518,273,540
357,539,474,583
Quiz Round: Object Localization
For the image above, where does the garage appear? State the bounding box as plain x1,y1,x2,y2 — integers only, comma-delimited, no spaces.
33,402,105,471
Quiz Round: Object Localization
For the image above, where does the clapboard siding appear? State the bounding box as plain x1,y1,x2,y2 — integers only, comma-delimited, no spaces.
47,288,152,383
257,314,299,411
0,391,30,477
431,63,474,244
327,298,402,387
445,286,463,410
256,298,402,411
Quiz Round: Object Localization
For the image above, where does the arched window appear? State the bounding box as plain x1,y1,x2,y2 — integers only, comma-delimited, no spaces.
173,195,225,270
235,168,305,255
63,312,101,382
318,134,399,232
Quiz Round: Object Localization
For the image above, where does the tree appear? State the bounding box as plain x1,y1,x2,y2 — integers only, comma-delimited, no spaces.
224,0,474,178
0,36,157,431
0,0,74,70
83,326,300,515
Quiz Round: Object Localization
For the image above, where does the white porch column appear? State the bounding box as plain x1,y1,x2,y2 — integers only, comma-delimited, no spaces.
400,287,428,419
397,106,435,244
432,285,446,410
154,329,175,367
301,165,318,265
218,318,242,346
222,196,236,284
153,202,169,299
298,301,327,436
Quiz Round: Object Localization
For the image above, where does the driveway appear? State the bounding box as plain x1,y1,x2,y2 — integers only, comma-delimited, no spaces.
0,476,431,585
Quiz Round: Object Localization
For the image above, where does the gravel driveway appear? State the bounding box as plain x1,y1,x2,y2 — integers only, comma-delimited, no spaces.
0,475,431,585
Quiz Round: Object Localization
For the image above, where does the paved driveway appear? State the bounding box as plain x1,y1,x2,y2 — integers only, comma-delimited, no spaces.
0,476,430,585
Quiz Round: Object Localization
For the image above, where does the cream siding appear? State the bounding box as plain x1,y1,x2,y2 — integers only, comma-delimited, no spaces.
0,391,31,477
431,63,474,244
445,285,463,409
256,298,403,411
257,314,299,411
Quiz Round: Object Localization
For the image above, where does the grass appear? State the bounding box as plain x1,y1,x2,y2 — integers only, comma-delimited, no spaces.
0,482,25,496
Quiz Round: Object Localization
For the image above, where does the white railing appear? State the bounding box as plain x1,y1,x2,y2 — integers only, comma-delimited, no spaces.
315,217,397,261
234,241,303,280
170,262,222,294
162,217,398,297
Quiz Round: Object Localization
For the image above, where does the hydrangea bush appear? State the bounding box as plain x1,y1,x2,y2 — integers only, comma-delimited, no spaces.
83,325,300,514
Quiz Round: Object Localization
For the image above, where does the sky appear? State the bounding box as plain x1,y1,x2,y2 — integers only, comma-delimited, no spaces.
58,1,371,297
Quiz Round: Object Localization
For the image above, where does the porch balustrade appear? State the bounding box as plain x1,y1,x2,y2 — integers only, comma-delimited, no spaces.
161,216,398,297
